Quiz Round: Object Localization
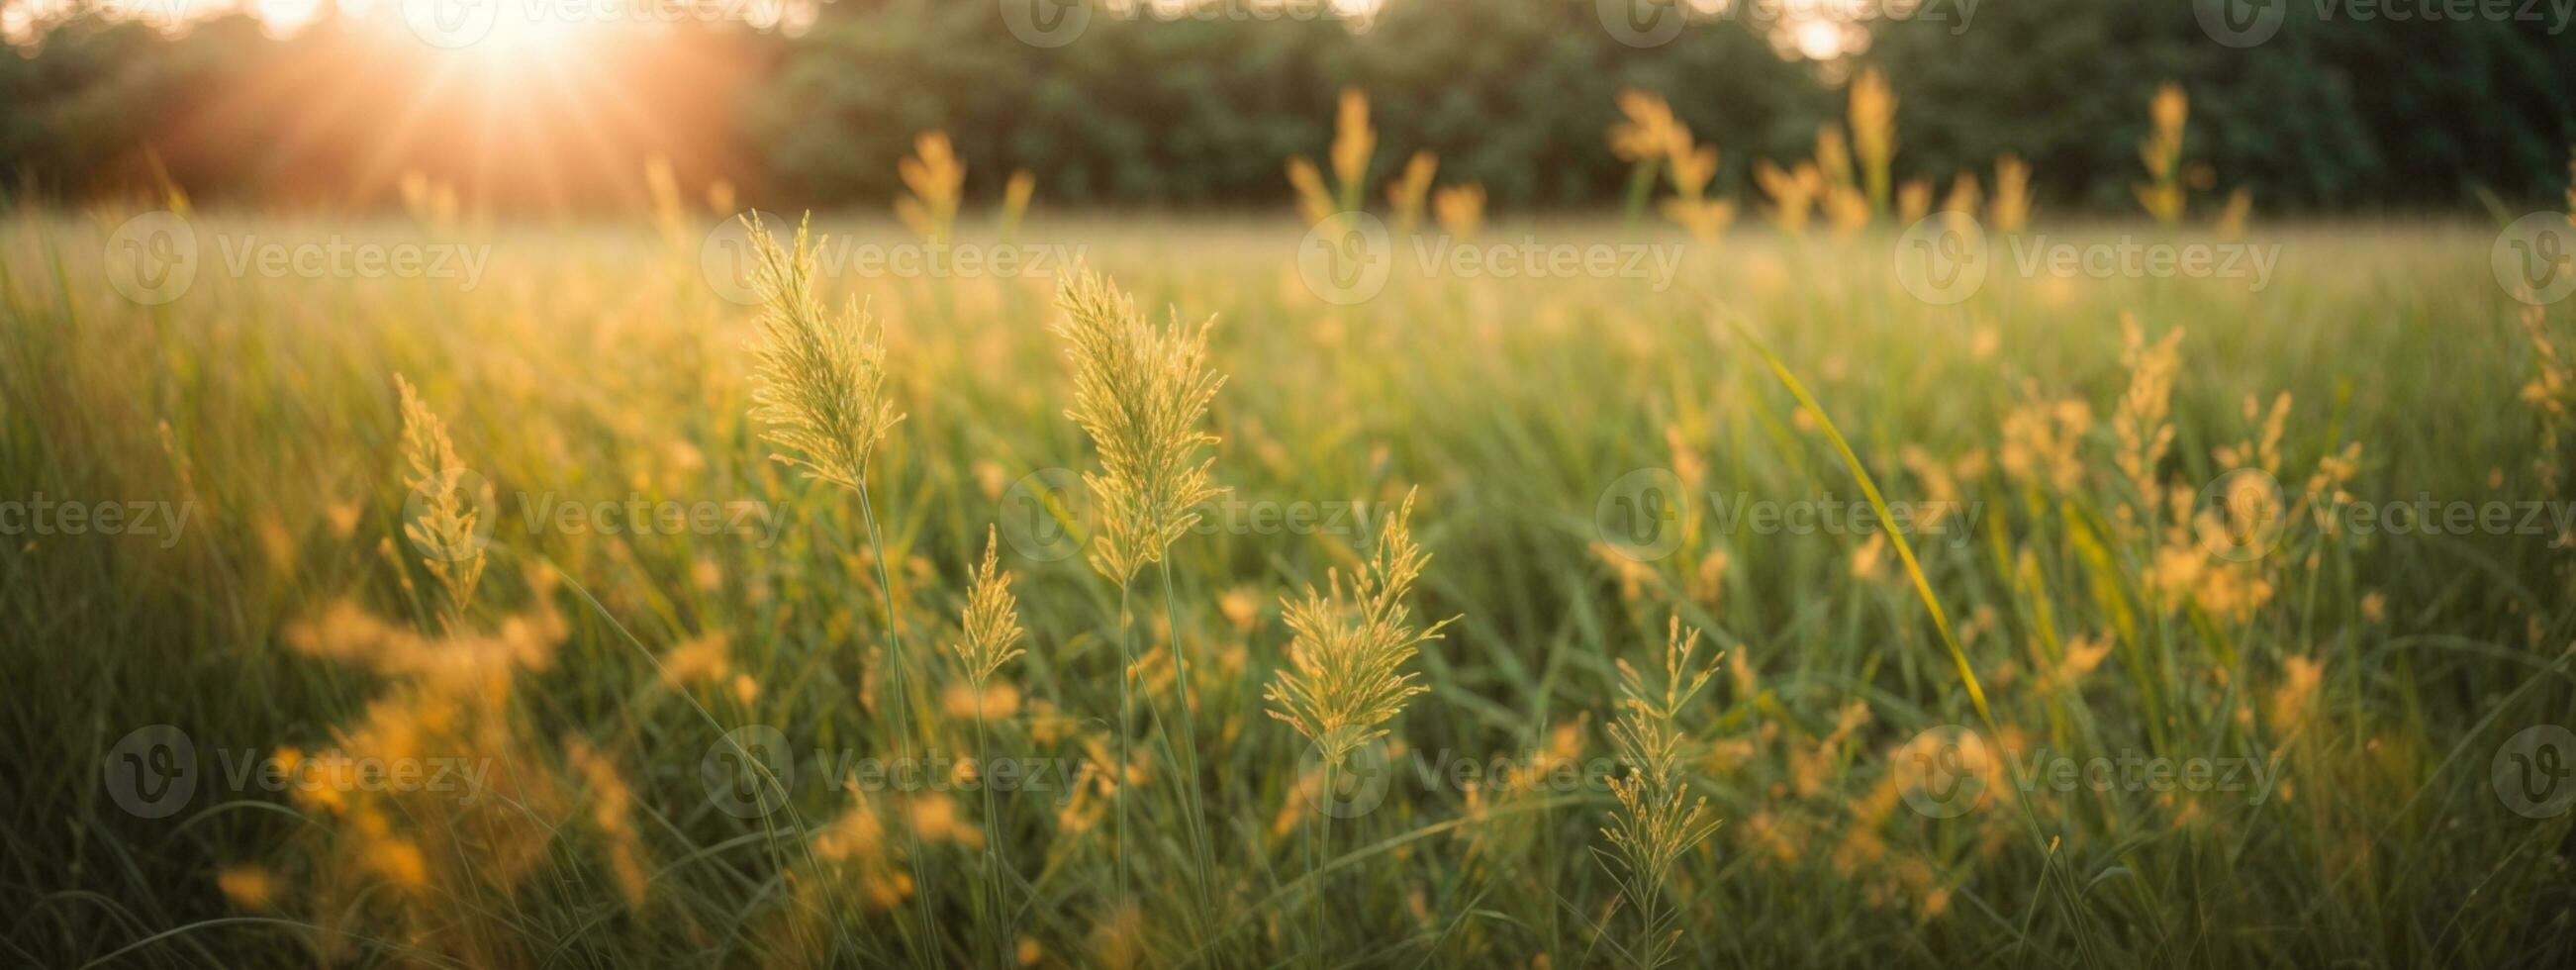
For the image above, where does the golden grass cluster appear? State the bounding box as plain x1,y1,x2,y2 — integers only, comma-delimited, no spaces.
16,69,2572,970
1264,490,1455,766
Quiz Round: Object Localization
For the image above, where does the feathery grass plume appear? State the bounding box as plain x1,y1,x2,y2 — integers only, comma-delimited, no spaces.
2215,187,2253,240
399,171,460,232
1433,183,1485,241
745,216,904,491
1054,264,1228,912
1385,150,1438,237
2112,315,2184,535
950,526,1026,965
1265,489,1455,765
1756,159,1821,237
1329,87,1376,212
1941,172,1981,234
1286,156,1337,227
643,154,688,250
1266,490,1454,964
1600,618,1722,969
1990,154,2032,233
396,374,484,614
2136,83,2188,226
2519,304,2570,494
564,735,650,908
1814,127,1869,239
1286,88,1379,223
1849,67,1896,216
1896,178,1931,225
143,147,189,215
1655,117,1735,245
740,211,934,956
1053,268,1227,584
999,169,1036,244
1610,89,1681,228
950,526,1027,687
896,131,965,243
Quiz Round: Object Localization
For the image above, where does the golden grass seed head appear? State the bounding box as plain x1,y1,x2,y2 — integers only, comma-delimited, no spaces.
1052,266,1227,583
745,214,905,492
396,373,484,612
1330,87,1376,202
1264,489,1456,766
1433,183,1485,241
951,526,1027,686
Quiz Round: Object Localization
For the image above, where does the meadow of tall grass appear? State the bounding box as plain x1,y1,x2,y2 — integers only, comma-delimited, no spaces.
5,94,2576,968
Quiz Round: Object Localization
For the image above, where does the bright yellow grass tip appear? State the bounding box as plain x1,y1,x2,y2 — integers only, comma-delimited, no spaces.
1265,489,1458,766
1602,618,1722,969
896,131,965,242
950,526,1027,685
1849,67,1897,210
1433,182,1485,241
1330,87,1376,207
744,214,905,492
1053,266,1227,584
1385,150,1439,236
395,374,484,612
1608,89,1679,163
1990,154,2032,232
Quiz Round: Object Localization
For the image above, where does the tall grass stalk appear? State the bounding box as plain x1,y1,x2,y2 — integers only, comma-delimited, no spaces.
740,214,937,963
1053,267,1227,916
951,527,1026,966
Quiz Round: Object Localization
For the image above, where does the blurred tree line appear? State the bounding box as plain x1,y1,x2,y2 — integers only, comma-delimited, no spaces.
5,0,2570,215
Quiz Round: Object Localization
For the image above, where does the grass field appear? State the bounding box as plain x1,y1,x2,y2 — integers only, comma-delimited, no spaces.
4,208,2574,967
